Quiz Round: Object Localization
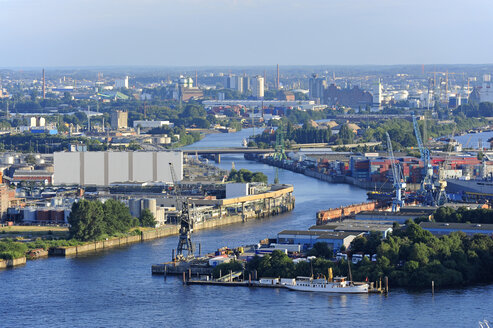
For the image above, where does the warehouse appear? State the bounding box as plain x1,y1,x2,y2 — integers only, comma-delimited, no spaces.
419,222,493,236
53,151,183,186
277,230,360,252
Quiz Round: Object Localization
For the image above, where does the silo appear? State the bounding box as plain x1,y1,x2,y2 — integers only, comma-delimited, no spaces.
142,198,157,218
129,199,142,218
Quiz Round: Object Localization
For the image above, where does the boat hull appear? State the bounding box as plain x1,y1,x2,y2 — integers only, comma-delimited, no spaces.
285,283,368,294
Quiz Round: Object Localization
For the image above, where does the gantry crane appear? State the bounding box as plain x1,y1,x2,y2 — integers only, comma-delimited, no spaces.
412,114,436,206
386,132,406,211
169,162,194,261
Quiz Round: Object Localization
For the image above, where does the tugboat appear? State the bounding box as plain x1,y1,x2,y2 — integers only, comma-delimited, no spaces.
285,276,369,294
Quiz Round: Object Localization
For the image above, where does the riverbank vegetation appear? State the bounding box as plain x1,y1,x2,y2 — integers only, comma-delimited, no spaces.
244,221,493,289
68,199,143,241
362,116,487,150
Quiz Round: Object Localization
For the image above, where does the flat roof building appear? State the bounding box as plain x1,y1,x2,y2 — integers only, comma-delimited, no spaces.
419,222,493,236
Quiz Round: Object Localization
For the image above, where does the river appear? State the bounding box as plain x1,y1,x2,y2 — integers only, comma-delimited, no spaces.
455,131,493,150
1,128,492,327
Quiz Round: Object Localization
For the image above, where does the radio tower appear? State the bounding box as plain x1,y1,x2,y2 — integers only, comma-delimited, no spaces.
42,68,46,99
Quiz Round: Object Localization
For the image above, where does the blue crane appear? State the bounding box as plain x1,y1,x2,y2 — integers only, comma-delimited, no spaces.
386,132,405,211
412,114,436,205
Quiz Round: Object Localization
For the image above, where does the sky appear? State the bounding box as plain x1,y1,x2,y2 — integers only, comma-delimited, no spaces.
1,0,492,67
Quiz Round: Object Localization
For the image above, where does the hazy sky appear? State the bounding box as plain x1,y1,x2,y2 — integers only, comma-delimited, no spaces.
1,0,492,67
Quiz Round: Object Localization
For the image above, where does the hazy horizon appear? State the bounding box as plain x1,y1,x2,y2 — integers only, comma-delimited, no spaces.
1,0,492,67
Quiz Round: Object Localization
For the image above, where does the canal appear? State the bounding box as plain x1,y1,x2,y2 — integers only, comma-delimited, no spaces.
0,128,492,327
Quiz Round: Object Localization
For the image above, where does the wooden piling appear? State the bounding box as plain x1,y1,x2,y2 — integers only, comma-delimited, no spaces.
432,281,435,296
384,276,389,294
188,268,191,280
182,272,186,284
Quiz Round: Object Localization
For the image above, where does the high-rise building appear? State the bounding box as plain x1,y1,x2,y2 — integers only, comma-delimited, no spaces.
372,79,383,105
480,74,493,103
243,76,250,92
111,110,128,130
309,74,327,103
252,76,264,98
234,76,244,93
115,76,129,89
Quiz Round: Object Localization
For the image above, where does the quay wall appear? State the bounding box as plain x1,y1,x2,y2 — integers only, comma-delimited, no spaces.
50,188,294,257
0,257,26,269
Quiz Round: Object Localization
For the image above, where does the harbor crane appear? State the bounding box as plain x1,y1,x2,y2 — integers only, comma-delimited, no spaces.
386,132,405,211
169,162,194,261
412,114,436,205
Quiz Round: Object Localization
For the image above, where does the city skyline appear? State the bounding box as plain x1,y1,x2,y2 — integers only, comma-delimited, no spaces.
1,0,492,67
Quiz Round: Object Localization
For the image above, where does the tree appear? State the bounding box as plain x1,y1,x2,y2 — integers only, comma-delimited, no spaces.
68,199,138,241
139,209,157,228
338,124,354,144
68,200,105,241
25,154,36,165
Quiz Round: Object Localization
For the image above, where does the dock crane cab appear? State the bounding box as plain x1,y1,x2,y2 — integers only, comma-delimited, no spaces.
169,162,195,261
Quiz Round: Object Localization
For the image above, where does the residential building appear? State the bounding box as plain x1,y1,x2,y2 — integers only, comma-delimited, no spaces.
115,76,129,89
252,76,264,98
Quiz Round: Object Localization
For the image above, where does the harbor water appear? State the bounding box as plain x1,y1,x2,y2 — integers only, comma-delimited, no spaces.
1,128,492,327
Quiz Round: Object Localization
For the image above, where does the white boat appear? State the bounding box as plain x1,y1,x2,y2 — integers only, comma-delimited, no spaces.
284,276,369,294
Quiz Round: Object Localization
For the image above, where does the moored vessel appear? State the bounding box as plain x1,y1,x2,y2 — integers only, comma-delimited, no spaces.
284,276,369,294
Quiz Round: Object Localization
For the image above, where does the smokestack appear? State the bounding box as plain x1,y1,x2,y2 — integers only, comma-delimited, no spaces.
276,64,279,90
42,68,45,99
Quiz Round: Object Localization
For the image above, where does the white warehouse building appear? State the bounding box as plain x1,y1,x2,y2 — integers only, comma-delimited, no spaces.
53,151,183,186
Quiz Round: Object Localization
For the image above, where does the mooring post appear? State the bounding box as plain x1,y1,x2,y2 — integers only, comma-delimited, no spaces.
182,272,186,285
249,273,252,286
384,276,389,294
219,270,222,280
172,249,174,262
164,265,167,281
230,270,232,283
199,243,201,257
188,268,191,281
432,281,435,296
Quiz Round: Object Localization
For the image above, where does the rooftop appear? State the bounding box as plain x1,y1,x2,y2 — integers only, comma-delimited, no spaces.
419,222,493,231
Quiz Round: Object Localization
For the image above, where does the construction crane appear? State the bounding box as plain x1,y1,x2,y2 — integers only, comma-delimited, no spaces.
169,162,194,261
412,114,436,206
386,132,406,211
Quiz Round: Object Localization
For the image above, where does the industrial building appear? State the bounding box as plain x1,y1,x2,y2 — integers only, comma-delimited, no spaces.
354,210,432,224
111,110,128,130
53,151,183,186
133,120,173,129
277,230,360,252
419,222,493,236
309,220,394,238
